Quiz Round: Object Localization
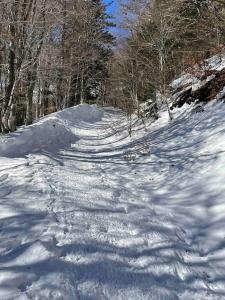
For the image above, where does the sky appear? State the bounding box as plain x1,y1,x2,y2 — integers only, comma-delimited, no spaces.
104,0,119,15
104,0,127,37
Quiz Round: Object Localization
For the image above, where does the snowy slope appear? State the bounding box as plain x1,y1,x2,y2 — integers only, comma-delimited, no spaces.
0,104,103,157
170,54,225,110
0,102,225,299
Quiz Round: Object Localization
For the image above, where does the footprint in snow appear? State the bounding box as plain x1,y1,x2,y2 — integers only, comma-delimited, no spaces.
113,190,121,199
99,226,108,233
18,279,34,293
0,174,8,182
203,271,211,281
0,188,12,198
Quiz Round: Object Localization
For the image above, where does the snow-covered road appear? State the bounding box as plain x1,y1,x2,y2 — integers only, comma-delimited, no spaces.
0,104,225,299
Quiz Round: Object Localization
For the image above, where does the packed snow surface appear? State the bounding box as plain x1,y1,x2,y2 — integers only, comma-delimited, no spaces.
0,103,225,299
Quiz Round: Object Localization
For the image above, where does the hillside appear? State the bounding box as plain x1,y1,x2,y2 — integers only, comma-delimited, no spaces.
0,100,225,299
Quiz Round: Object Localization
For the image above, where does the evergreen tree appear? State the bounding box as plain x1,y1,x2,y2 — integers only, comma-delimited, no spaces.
82,0,115,103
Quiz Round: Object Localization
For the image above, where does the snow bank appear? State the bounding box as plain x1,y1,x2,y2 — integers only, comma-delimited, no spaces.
207,55,225,71
58,103,104,124
0,104,104,157
171,73,199,90
171,55,225,92
170,55,225,109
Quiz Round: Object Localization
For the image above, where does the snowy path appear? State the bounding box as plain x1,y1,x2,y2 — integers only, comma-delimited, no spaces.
0,104,225,299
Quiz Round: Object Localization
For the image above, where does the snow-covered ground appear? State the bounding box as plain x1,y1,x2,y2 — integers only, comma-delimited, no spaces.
0,102,225,299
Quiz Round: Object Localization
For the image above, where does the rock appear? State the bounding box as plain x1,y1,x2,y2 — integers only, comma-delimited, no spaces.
171,67,225,109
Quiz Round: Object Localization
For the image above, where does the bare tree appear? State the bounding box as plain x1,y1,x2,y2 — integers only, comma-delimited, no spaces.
0,0,114,132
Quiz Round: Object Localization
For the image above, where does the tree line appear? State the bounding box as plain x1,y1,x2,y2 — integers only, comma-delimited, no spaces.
109,0,225,116
1,0,225,133
0,0,114,132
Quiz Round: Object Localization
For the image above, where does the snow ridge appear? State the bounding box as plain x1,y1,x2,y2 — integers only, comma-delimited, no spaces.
0,104,103,158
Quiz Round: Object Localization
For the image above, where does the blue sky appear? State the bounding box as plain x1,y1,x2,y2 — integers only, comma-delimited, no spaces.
104,0,118,15
104,0,126,36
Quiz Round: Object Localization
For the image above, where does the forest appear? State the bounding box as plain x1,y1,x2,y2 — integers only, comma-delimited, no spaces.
0,0,114,132
1,1,225,299
1,0,225,133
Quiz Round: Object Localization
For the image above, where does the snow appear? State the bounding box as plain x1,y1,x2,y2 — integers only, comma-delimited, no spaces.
171,55,225,105
171,73,199,90
0,101,225,299
0,104,103,158
207,55,225,71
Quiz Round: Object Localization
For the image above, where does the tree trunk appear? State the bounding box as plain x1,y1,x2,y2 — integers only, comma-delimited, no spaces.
26,81,35,125
2,34,16,132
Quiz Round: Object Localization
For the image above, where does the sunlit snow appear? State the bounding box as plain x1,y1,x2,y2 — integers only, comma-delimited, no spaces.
0,102,225,299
